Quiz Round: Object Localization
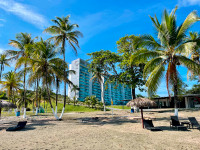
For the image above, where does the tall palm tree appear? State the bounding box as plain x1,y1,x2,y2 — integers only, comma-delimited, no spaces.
51,57,75,117
0,71,22,103
186,32,200,79
44,15,82,115
31,38,58,119
0,54,10,80
131,7,200,116
71,85,80,106
31,38,72,119
7,32,35,118
91,67,106,112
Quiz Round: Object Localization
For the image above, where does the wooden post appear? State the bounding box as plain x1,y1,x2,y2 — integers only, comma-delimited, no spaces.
0,107,1,118
141,108,144,128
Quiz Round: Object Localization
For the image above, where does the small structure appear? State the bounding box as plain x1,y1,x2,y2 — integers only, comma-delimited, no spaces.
153,94,200,108
0,100,17,117
126,97,156,128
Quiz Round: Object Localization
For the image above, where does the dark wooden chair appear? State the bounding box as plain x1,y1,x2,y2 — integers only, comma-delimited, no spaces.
188,117,200,129
143,119,162,131
6,121,27,131
170,116,187,131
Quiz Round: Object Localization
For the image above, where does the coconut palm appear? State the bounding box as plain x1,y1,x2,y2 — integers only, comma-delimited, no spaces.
186,32,200,79
0,54,10,80
71,85,80,106
43,15,83,114
90,67,106,112
131,7,200,116
50,57,75,116
0,71,22,103
30,38,60,119
7,33,35,118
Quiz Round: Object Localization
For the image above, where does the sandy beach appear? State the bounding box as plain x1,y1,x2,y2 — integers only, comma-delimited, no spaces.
0,109,200,150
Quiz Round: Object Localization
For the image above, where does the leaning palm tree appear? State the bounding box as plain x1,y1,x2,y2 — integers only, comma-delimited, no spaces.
131,7,200,116
44,15,82,116
51,60,75,115
71,85,80,106
7,33,35,118
90,67,106,112
0,54,10,80
0,71,22,103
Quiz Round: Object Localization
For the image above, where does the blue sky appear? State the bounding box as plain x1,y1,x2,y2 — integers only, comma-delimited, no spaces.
0,0,200,96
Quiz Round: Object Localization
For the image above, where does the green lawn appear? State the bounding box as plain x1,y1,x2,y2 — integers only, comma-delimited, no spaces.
1,103,100,117
107,105,130,109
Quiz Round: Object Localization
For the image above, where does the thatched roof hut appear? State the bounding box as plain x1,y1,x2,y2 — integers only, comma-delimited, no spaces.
126,97,156,108
0,100,17,118
126,97,156,128
0,100,17,108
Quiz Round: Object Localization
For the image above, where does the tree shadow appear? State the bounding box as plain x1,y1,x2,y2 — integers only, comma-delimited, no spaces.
75,116,138,126
0,118,56,131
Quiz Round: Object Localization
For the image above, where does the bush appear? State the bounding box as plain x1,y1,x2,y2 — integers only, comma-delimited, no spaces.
84,95,103,109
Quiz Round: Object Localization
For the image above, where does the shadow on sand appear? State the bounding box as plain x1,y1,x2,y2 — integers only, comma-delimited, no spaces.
0,118,57,131
75,116,137,126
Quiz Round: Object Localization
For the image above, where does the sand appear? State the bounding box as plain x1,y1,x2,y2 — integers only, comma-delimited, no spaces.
0,108,200,150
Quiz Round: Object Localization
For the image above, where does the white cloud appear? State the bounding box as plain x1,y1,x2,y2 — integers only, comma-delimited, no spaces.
178,0,200,7
0,0,49,29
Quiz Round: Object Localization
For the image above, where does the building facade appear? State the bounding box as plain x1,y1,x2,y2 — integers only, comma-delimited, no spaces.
153,94,200,108
68,58,132,105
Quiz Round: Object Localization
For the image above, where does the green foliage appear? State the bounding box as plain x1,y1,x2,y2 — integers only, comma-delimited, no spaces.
0,91,7,99
84,95,103,109
131,7,200,103
0,71,22,102
116,35,146,97
186,84,200,94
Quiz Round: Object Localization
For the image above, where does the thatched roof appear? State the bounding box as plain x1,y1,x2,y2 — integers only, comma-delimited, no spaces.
126,97,156,108
0,100,17,108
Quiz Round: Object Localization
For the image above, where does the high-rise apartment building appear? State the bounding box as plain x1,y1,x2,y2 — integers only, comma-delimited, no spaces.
68,58,132,105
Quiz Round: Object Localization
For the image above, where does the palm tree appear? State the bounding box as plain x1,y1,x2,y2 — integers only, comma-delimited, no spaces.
91,67,106,112
51,57,75,117
186,32,200,79
31,38,70,119
44,15,82,115
7,32,35,118
0,71,22,103
131,7,200,116
0,54,10,80
71,85,80,106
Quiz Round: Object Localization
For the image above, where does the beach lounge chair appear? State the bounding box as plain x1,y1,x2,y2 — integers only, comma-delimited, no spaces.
170,116,187,131
188,117,200,129
6,121,27,131
143,119,162,131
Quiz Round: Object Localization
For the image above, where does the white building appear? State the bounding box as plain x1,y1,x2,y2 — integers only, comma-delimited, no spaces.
68,58,132,105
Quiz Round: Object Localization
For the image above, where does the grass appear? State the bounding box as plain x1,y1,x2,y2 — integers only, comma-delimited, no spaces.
107,105,130,109
1,102,100,117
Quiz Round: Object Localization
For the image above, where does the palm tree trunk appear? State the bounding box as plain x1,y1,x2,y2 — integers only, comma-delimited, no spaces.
0,64,2,80
174,70,178,116
55,77,59,115
100,81,105,112
131,87,136,99
35,78,39,115
60,37,66,119
23,63,27,118
45,67,58,119
74,91,76,106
